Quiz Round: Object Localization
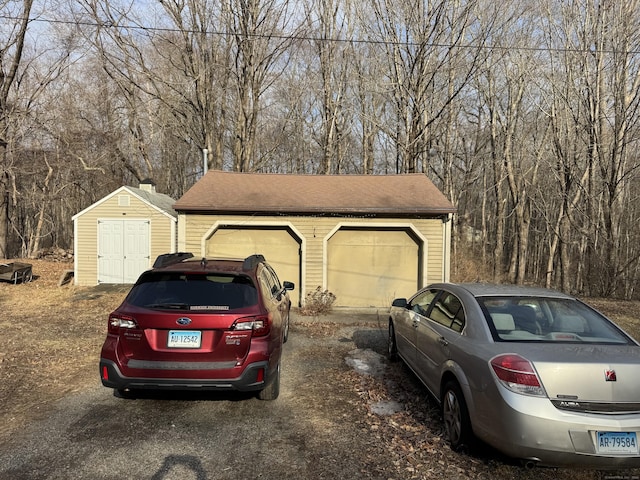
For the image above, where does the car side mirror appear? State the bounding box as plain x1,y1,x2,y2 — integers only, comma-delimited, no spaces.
283,281,295,290
392,298,408,309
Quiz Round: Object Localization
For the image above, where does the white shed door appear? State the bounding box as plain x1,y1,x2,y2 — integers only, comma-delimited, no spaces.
98,220,150,284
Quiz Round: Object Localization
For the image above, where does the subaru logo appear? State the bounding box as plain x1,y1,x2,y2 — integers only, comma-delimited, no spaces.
176,317,192,326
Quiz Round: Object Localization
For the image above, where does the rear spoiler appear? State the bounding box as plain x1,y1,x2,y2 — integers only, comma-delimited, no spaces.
243,254,266,271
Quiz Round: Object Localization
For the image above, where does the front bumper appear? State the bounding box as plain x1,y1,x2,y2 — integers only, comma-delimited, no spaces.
99,358,270,393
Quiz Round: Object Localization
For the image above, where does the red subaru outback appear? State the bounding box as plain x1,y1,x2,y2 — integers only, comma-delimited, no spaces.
99,253,294,400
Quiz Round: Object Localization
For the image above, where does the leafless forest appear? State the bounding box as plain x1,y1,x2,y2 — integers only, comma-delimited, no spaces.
1,0,640,298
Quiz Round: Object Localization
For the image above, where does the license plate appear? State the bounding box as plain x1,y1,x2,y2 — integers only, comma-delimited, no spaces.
596,432,638,454
167,330,201,349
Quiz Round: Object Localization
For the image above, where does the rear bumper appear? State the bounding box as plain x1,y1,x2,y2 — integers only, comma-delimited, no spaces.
473,383,640,468
99,358,270,392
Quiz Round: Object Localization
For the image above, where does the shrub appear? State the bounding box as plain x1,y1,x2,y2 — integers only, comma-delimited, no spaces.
299,286,337,316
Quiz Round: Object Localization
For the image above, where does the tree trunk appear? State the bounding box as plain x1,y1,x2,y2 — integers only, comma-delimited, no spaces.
0,171,9,258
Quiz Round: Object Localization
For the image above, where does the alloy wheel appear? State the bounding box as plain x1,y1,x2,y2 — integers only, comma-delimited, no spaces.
443,388,462,445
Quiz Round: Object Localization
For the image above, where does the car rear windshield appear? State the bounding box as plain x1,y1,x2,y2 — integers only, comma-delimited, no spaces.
478,296,634,344
126,272,258,311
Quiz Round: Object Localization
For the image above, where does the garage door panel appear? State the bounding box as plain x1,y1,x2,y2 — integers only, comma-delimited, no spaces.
206,228,301,302
328,230,419,308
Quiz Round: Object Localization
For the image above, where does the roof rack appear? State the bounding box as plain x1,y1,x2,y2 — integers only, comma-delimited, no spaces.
153,252,194,268
243,254,265,271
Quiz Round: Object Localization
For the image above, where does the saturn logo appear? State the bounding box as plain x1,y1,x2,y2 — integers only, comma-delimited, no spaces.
605,369,617,382
176,317,192,326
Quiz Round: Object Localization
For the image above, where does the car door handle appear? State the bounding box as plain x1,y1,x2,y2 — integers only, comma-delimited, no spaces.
438,337,449,347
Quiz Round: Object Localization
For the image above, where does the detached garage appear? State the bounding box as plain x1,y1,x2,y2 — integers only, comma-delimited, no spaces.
72,181,177,286
174,171,456,309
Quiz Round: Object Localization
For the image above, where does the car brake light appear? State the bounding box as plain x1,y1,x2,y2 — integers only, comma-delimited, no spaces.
490,354,546,397
108,314,139,334
233,315,271,337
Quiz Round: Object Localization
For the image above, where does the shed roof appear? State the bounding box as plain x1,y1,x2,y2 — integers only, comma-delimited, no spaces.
71,185,177,221
127,186,177,218
174,171,456,216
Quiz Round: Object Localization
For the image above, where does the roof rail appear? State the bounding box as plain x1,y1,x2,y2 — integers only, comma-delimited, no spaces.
243,254,265,271
153,252,194,268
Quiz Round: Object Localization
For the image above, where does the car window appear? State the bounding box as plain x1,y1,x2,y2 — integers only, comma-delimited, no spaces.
265,265,283,291
262,265,283,296
127,272,258,310
259,268,278,298
410,289,438,316
480,296,633,344
429,292,466,332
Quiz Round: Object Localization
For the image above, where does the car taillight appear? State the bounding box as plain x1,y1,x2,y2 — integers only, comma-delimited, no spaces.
490,354,546,397
233,315,271,337
108,314,139,334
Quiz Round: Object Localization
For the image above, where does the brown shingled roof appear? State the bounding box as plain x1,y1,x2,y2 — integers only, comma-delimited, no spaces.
173,171,456,216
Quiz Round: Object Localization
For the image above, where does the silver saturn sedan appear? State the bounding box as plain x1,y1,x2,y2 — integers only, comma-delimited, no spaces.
388,283,640,468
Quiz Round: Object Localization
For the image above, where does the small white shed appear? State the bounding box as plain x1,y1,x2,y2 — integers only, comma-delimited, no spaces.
72,180,177,286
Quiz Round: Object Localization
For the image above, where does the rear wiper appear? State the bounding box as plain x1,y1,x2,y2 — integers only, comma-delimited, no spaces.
144,302,190,310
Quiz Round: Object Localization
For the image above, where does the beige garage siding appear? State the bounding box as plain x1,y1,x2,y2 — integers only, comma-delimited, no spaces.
327,228,420,308
179,214,449,308
205,226,301,303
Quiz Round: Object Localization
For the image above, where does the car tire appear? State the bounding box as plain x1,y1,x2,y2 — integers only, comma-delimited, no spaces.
442,380,473,453
258,364,280,401
388,321,398,361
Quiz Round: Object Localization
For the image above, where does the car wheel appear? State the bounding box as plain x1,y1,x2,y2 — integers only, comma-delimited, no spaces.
258,364,280,401
283,310,290,343
442,381,473,452
388,321,398,361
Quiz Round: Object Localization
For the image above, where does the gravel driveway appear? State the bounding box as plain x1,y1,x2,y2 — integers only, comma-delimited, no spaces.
0,311,629,480
0,313,398,480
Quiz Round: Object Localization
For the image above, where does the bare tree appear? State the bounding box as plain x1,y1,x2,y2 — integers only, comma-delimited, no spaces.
0,0,77,258
351,41,382,175
229,0,297,172
152,0,234,172
365,0,487,175
539,0,640,296
0,0,33,257
303,0,355,174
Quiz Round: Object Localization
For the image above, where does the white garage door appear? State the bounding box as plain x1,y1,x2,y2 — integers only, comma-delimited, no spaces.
98,219,150,283
206,227,301,304
327,229,419,308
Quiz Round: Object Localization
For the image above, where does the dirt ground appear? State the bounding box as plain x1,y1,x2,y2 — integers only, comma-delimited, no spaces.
2,260,640,479
0,260,120,440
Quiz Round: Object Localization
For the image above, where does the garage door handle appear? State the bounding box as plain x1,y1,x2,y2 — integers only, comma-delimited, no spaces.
438,337,448,347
